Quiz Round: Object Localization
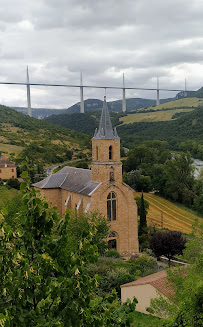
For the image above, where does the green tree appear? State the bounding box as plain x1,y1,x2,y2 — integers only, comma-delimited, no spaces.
135,194,149,217
138,192,147,236
126,170,152,192
193,169,203,214
150,231,186,267
0,169,137,326
68,212,110,255
136,193,149,251
150,239,203,326
164,152,195,205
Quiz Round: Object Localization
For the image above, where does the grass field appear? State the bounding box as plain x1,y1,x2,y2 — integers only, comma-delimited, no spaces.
132,311,160,326
0,143,23,155
0,186,19,207
141,97,203,111
120,108,194,124
135,192,202,235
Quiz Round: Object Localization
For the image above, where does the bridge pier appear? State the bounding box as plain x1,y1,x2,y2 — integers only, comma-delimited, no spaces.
80,72,84,113
26,66,32,117
122,73,126,112
156,76,160,106
184,78,187,97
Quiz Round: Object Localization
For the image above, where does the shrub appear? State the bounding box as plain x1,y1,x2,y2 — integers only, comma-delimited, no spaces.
105,249,121,258
99,268,134,298
6,178,20,190
128,254,158,277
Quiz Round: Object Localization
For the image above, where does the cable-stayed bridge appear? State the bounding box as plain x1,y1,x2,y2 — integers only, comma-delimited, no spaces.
0,68,190,117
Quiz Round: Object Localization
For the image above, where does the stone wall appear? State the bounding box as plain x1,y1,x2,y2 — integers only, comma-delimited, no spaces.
91,182,139,256
0,167,17,179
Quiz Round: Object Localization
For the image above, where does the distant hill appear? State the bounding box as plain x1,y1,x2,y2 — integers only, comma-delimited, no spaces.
45,111,123,136
175,86,203,99
11,86,203,118
138,97,203,112
120,108,194,124
13,107,69,119
118,107,203,157
45,97,203,139
12,96,174,118
45,104,203,159
66,97,174,113
120,96,203,125
0,104,91,166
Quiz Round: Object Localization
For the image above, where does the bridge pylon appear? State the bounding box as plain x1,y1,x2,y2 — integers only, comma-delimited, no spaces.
26,66,32,117
156,76,160,106
80,71,84,113
122,73,126,112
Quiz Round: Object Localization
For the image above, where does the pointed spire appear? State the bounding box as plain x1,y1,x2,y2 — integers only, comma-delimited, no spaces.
92,96,120,140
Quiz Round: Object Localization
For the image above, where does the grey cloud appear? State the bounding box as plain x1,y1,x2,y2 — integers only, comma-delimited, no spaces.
1,0,203,108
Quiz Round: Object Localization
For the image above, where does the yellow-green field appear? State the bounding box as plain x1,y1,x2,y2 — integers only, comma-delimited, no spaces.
141,97,203,111
120,108,194,124
0,143,23,155
0,186,19,207
135,192,202,235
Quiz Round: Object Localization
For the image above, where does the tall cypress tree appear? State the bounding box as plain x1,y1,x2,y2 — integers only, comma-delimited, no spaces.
138,192,147,236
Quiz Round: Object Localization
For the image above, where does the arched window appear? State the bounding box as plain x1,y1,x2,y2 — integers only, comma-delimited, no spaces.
107,192,116,221
96,146,98,160
109,146,112,160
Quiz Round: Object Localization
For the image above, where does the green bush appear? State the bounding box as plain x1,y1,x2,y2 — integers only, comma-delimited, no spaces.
85,259,112,278
128,254,158,277
99,268,134,298
6,178,20,190
105,249,121,258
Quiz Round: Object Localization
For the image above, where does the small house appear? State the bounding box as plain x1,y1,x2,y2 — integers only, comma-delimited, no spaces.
0,156,17,180
121,270,174,315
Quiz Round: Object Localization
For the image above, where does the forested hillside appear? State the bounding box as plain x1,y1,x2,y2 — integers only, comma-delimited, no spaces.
45,111,123,135
118,107,203,158
45,105,203,159
0,104,91,165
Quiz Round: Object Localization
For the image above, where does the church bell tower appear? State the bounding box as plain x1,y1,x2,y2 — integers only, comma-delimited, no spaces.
91,97,122,184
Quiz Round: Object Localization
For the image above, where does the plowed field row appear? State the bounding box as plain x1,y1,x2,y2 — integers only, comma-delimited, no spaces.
135,192,202,234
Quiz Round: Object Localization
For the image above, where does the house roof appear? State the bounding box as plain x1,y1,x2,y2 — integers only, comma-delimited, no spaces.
121,270,174,298
33,166,100,196
0,156,16,168
92,96,120,140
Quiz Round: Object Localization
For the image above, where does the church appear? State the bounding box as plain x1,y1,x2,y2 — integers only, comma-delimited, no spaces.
34,97,139,256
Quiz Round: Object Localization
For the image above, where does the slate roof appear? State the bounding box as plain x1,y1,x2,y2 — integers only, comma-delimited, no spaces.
33,166,100,196
120,270,174,298
0,156,16,168
92,96,120,140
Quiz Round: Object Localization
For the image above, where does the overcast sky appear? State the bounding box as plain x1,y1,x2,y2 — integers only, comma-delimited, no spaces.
1,0,203,109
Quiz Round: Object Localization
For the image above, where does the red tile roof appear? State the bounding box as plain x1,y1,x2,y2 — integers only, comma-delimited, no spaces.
0,156,16,168
121,270,174,298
